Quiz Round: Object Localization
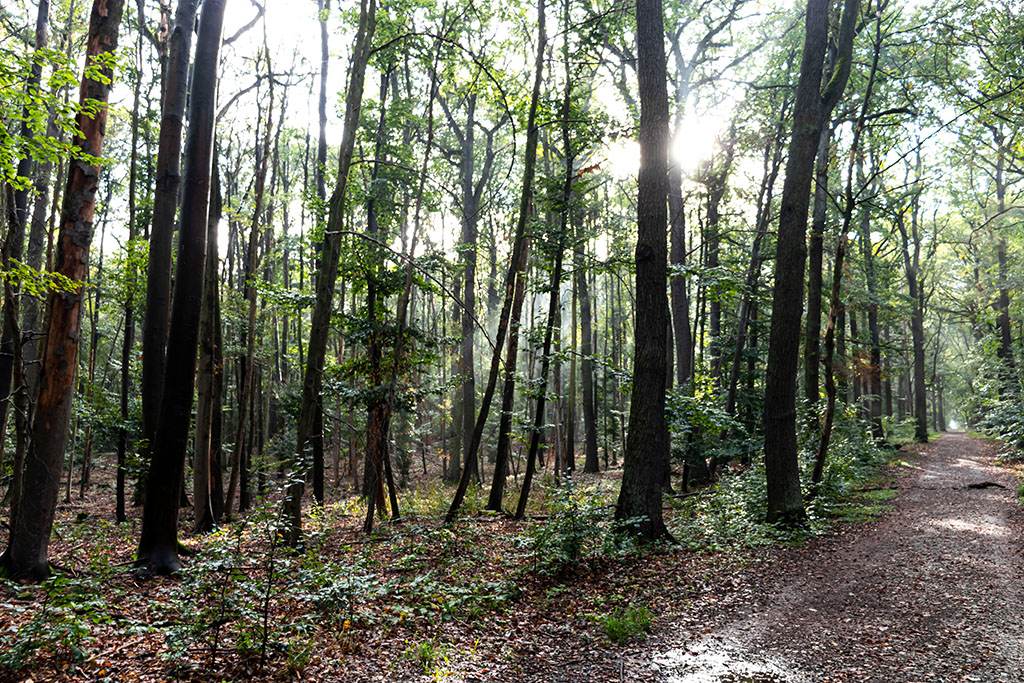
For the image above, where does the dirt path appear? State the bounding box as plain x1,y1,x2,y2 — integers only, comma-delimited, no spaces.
649,433,1024,683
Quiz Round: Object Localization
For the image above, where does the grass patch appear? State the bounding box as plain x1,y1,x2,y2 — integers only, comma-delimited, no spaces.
597,604,653,644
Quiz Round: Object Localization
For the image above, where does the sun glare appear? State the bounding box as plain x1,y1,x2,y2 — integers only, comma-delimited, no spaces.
673,115,726,171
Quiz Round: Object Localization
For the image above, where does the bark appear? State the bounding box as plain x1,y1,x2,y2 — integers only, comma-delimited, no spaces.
284,0,376,546
0,0,50,441
763,0,857,525
117,4,145,523
578,232,599,473
514,225,568,519
859,175,884,441
812,2,875,487
515,30,574,516
614,0,671,540
193,152,223,533
897,208,928,443
361,68,395,528
141,0,201,466
703,137,735,387
136,0,225,575
803,124,832,405
0,0,125,581
725,98,787,418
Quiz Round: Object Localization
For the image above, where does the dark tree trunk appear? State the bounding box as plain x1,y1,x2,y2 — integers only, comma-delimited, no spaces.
803,125,832,405
284,0,376,546
725,98,787,418
614,0,671,540
0,0,50,443
136,0,225,575
897,210,928,443
0,0,125,581
193,151,223,533
859,172,884,442
578,232,599,473
141,0,201,466
117,2,145,523
763,0,857,525
228,78,274,511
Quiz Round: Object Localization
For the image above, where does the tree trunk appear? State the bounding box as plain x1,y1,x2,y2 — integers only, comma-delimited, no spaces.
284,0,376,546
0,0,50,444
763,0,857,525
578,230,599,473
193,151,223,533
228,78,274,512
803,124,832,405
0,0,125,581
451,0,546,522
141,0,201,468
136,0,225,575
614,0,671,540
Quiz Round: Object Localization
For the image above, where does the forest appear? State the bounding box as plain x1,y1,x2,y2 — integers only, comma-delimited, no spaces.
1,0,1022,680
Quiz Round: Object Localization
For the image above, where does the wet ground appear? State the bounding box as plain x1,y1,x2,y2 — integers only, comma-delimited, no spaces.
649,433,1024,683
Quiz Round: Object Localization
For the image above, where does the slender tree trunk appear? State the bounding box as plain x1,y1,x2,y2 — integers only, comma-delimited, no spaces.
0,0,51,445
193,152,223,532
578,231,599,473
763,0,857,525
141,0,201,468
0,0,125,581
284,0,376,546
450,0,546,522
803,124,832,405
228,78,274,512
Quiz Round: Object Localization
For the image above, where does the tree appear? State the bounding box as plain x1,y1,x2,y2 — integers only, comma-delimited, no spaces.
762,0,857,525
140,0,201,473
284,0,377,546
614,0,672,540
0,0,126,581
135,0,227,575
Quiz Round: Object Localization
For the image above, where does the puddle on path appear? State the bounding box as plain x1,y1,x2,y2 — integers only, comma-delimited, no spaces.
652,635,807,683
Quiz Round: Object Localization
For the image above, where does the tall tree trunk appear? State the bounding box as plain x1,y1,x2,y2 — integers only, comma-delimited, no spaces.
614,0,671,540
763,0,856,525
813,17,880,481
227,77,274,512
578,229,599,473
725,99,787,418
803,124,832,405
136,0,225,574
117,3,146,522
284,0,376,546
514,226,568,519
0,0,51,446
193,151,223,532
0,0,125,581
141,0,201,470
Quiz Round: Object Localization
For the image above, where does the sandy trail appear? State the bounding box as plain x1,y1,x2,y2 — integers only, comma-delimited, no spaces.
652,433,1024,683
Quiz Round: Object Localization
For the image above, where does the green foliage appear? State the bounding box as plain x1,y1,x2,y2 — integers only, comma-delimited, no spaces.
671,406,896,549
516,477,607,576
0,575,118,674
597,604,652,644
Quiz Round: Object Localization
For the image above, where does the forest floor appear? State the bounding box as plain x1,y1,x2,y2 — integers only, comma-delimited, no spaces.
639,432,1024,683
3,433,1023,682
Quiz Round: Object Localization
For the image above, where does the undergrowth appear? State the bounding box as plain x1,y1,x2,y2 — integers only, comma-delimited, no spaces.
670,405,903,549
